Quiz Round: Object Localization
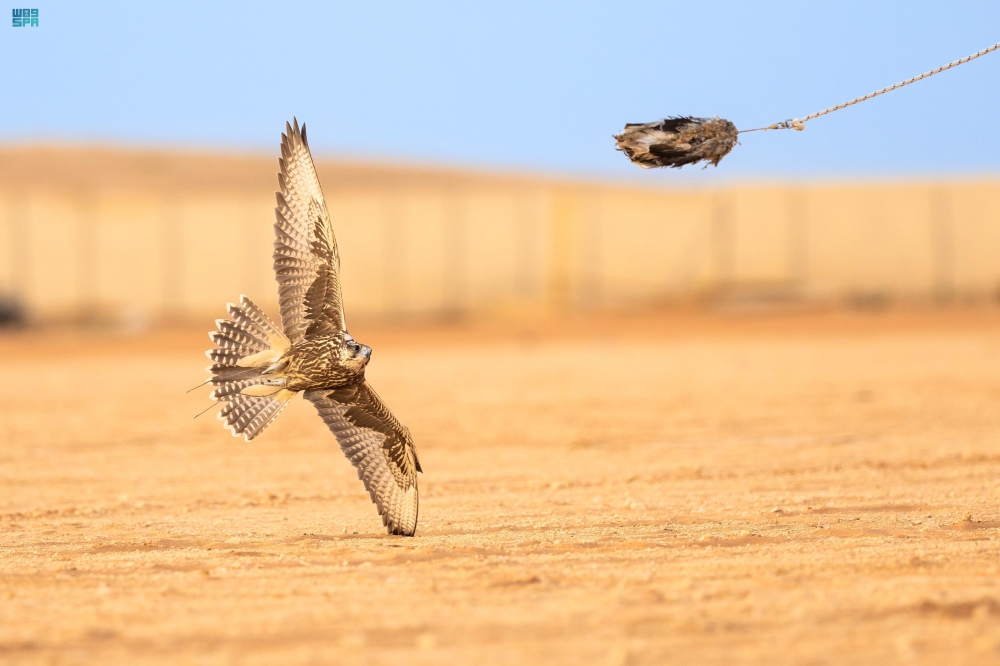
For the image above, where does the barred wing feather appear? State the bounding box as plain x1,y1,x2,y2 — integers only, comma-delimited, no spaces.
305,383,421,536
273,118,346,342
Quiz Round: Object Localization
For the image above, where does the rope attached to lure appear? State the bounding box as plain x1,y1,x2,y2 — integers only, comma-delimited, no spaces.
615,41,1000,169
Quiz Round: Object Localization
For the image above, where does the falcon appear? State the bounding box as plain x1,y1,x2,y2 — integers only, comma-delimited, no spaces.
203,119,421,536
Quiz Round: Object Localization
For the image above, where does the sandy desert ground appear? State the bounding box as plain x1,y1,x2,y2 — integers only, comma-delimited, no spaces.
2,308,1000,665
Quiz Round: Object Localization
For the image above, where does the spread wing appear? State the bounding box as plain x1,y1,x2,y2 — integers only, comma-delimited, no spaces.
273,118,346,342
305,382,421,536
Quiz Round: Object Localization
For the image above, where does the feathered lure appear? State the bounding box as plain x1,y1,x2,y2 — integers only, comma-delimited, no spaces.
614,116,739,169
615,42,1000,170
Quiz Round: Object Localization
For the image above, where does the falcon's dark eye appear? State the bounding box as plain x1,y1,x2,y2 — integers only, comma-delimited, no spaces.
352,344,361,354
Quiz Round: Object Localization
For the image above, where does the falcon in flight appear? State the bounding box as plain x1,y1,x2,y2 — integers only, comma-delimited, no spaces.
204,119,421,536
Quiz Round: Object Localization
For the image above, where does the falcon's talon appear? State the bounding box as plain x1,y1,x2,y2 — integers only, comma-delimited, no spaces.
261,358,289,375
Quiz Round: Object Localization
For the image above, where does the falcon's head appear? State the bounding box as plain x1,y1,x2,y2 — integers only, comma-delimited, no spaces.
343,335,372,374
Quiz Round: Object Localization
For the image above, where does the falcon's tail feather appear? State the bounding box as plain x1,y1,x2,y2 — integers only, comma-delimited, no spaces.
206,295,296,441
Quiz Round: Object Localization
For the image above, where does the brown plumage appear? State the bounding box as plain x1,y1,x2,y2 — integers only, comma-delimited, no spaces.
204,119,421,536
614,116,738,169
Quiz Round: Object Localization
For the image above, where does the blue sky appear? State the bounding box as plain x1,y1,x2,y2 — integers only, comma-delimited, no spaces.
2,2,998,181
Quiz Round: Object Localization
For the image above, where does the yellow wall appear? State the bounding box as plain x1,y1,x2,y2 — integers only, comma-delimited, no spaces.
2,175,999,323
